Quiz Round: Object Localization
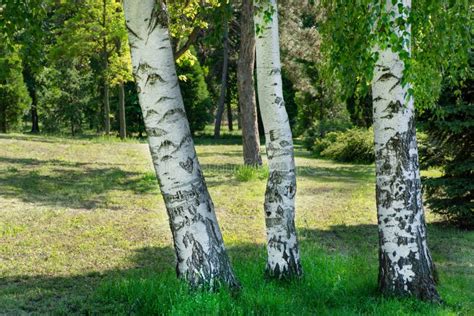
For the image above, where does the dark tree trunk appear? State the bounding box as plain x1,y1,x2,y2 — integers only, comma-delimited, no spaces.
23,66,40,133
103,83,110,135
226,85,233,131
102,0,110,135
214,23,229,138
31,105,39,134
0,106,7,133
237,102,242,130
118,83,126,139
237,0,262,166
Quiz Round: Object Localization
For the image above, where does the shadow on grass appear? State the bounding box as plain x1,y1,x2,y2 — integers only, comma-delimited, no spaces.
0,224,470,314
0,156,158,209
200,163,374,184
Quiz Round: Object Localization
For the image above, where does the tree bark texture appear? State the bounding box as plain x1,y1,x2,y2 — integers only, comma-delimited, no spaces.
214,23,229,138
118,82,127,139
238,0,262,166
0,106,7,133
226,89,233,131
23,66,40,133
371,0,440,302
254,0,302,278
103,0,110,135
123,0,239,289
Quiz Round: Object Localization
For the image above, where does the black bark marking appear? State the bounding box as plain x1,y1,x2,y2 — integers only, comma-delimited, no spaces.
374,96,385,102
156,96,175,104
279,140,290,148
375,64,391,72
179,157,194,174
148,1,168,34
146,73,166,86
144,108,159,119
385,100,402,114
378,72,400,82
157,108,186,124
137,62,156,74
126,23,142,40
269,68,281,75
375,113,440,301
146,127,167,137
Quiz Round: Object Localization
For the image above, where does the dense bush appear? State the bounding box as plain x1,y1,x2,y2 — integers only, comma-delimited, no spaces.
309,128,375,164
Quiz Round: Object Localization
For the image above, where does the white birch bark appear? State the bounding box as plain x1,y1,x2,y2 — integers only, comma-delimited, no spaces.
371,0,439,301
254,0,302,278
123,0,239,289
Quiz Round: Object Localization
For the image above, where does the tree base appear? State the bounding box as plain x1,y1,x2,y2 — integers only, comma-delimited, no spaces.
264,261,303,280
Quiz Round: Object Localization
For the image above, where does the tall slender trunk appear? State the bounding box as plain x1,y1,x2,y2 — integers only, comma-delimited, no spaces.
237,103,242,130
31,105,39,133
371,0,440,302
0,106,7,133
238,0,262,166
118,82,127,139
254,0,302,278
226,85,233,131
103,0,110,135
123,0,239,289
23,67,40,133
213,22,229,138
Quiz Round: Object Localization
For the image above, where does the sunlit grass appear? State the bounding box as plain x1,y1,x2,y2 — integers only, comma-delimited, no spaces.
0,133,472,315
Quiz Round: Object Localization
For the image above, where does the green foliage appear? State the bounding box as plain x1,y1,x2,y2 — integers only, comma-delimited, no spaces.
37,61,95,135
234,165,269,182
310,128,375,164
177,56,213,134
421,75,473,228
319,0,472,111
0,42,30,132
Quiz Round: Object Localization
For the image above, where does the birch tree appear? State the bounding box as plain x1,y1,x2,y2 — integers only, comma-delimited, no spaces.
371,0,440,301
254,0,302,278
122,0,239,289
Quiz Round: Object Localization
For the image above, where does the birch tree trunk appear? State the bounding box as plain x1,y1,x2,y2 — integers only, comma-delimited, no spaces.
238,0,262,166
254,0,302,278
123,0,239,289
371,0,440,302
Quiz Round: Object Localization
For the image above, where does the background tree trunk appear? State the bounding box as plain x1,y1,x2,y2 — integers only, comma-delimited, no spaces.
123,0,239,289
118,82,126,139
371,0,440,302
213,23,229,138
238,0,262,166
23,66,40,133
226,84,233,131
254,0,302,278
103,0,110,135
0,107,7,133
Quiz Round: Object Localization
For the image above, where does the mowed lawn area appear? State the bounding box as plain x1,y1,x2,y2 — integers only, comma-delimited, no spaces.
0,133,472,315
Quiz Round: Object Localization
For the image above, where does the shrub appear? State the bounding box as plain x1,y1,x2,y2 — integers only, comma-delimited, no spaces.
310,128,375,164
234,165,269,182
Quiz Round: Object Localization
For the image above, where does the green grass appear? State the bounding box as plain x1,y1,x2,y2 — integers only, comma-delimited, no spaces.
0,132,472,315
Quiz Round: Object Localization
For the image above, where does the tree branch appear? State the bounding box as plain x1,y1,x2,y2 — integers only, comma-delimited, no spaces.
174,26,200,60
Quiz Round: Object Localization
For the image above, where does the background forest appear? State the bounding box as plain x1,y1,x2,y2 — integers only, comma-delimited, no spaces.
0,0,472,314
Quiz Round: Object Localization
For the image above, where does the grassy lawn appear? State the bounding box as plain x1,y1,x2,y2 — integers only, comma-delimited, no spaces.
0,133,472,315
